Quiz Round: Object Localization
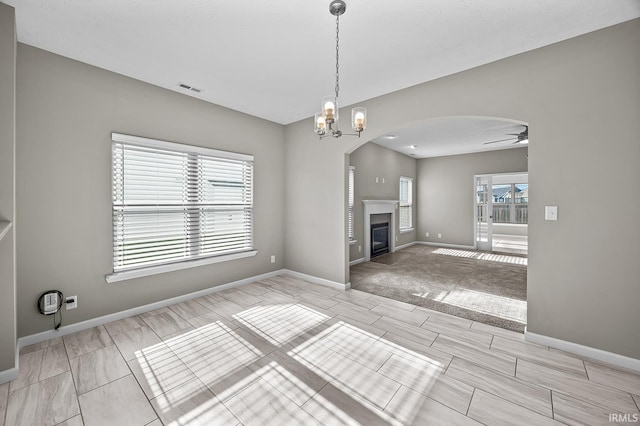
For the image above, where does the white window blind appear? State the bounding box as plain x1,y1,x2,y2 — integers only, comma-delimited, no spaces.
111,133,253,273
399,176,413,230
348,166,355,241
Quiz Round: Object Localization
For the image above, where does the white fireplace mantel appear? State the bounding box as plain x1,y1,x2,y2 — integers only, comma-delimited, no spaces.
362,200,398,261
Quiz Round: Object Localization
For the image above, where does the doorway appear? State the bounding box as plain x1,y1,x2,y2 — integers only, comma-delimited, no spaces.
475,172,528,255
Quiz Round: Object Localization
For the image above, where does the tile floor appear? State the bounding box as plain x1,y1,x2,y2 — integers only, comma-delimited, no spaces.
2,275,639,425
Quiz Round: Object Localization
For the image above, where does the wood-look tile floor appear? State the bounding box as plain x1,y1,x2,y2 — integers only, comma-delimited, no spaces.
2,275,639,425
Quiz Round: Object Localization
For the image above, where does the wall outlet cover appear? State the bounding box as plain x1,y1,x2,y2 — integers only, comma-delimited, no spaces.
65,296,77,310
545,205,558,221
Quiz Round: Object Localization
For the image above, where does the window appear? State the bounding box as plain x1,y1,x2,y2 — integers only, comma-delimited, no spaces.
399,176,413,230
492,183,528,224
348,166,355,242
110,133,254,278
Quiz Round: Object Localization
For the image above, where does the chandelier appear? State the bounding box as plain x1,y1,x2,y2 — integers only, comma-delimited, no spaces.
314,0,367,139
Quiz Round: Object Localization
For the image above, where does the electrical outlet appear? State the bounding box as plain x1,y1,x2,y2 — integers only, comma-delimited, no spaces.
270,255,276,264
358,245,361,252
65,295,77,310
375,177,379,183
382,178,385,184
395,236,398,242
437,233,442,239
426,232,430,237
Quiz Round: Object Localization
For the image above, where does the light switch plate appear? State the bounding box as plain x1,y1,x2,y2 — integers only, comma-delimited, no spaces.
545,205,558,221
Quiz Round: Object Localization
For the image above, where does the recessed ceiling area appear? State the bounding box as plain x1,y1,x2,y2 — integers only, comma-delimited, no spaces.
3,0,639,125
371,117,528,159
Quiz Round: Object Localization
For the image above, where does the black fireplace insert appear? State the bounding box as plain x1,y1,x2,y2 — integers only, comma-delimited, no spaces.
371,222,389,257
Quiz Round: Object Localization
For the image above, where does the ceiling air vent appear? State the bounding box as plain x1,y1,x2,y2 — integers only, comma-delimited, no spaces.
178,82,202,93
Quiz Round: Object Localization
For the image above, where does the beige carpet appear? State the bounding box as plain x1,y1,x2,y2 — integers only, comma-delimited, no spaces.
350,244,527,332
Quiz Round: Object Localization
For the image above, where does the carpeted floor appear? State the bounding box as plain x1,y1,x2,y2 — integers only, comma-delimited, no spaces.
350,244,528,332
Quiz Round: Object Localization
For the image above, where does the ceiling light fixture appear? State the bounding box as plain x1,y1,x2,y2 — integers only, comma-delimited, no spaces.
314,1,366,139
385,135,396,140
409,145,417,149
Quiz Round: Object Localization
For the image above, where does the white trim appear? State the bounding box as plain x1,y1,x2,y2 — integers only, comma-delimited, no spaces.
18,268,350,351
20,269,285,349
0,220,12,242
0,348,19,384
416,241,476,250
399,228,414,234
106,250,258,283
112,132,253,162
350,257,365,266
525,330,640,373
395,241,417,251
0,366,18,384
362,200,398,205
349,239,357,246
362,200,398,262
283,269,350,291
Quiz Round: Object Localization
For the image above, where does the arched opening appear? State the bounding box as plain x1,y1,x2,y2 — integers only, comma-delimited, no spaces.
346,115,529,331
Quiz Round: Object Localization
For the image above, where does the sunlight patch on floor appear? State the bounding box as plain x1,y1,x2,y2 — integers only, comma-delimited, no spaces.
233,303,330,346
434,248,527,265
416,288,526,323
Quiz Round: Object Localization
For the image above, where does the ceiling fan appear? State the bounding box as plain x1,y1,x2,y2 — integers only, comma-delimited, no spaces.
482,125,528,145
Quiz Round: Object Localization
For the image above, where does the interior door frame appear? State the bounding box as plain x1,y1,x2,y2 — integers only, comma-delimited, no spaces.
474,174,493,251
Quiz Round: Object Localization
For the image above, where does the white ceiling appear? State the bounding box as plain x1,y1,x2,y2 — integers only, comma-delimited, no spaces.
370,116,529,159
5,0,639,128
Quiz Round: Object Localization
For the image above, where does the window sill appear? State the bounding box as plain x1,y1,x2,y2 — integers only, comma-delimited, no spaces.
399,228,414,234
106,250,258,283
349,239,358,246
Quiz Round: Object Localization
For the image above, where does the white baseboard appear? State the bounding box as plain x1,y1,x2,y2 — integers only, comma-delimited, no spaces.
349,257,365,266
525,330,640,372
417,241,476,250
0,343,20,384
282,269,350,291
395,241,417,251
18,269,287,350
0,366,18,384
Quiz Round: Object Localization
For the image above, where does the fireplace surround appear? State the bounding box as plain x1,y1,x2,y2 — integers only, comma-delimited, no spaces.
362,200,397,262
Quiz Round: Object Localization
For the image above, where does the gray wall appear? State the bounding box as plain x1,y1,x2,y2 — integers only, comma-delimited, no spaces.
284,19,640,359
349,142,417,262
0,3,16,372
16,45,286,338
417,148,528,246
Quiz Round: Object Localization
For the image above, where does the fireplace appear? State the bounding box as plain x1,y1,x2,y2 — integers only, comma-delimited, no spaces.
362,200,397,262
371,222,389,257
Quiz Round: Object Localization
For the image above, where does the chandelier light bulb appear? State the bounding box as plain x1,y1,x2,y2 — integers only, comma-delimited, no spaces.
351,107,367,132
324,101,335,115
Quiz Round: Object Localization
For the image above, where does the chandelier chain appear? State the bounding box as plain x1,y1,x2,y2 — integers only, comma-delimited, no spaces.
335,13,340,100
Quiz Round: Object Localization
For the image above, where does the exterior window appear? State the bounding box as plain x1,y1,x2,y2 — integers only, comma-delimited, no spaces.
492,183,528,224
111,133,253,273
348,166,355,241
399,176,413,230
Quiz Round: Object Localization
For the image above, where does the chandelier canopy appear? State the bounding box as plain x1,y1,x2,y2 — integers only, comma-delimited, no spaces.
314,1,367,139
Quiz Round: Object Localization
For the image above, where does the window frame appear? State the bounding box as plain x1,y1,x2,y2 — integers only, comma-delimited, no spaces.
348,165,357,244
399,176,413,231
107,133,256,283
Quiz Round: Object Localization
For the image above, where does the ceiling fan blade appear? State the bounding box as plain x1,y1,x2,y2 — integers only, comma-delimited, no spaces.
483,138,516,145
